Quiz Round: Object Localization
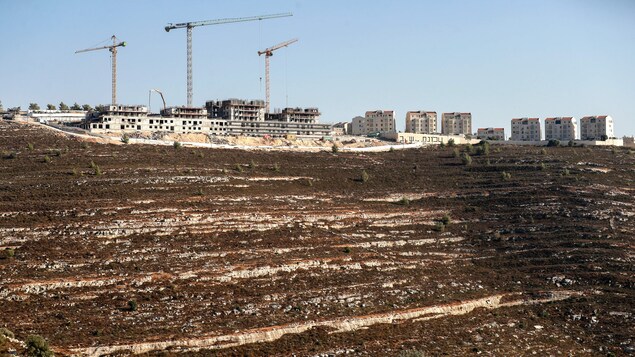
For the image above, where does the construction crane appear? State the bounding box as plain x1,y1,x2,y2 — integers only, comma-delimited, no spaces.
149,89,167,112
258,38,298,113
75,35,127,106
164,12,292,107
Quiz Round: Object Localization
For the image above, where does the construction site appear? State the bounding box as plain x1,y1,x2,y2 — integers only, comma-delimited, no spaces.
1,119,634,355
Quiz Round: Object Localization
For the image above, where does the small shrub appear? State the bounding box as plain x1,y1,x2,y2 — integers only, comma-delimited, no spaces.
360,170,369,183
27,143,34,150
331,144,339,153
562,168,570,176
447,138,455,147
2,151,17,159
0,327,14,339
89,160,97,169
501,171,512,181
547,139,560,147
121,134,130,144
173,141,181,150
43,155,51,163
461,152,472,166
441,214,451,226
397,197,410,206
452,148,460,158
398,349,425,357
235,164,244,173
70,168,81,176
433,223,445,232
272,162,280,172
128,300,138,311
81,142,89,149
198,152,204,158
342,247,351,254
25,335,54,357
50,149,62,157
539,162,546,170
485,158,491,166
94,165,102,176
439,141,446,148
466,143,474,154
540,148,547,155
568,140,574,147
4,248,15,258
389,146,395,152
249,160,256,169
195,188,204,196
305,179,313,187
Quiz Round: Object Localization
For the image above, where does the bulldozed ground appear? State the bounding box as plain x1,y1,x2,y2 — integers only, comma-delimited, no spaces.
0,120,634,356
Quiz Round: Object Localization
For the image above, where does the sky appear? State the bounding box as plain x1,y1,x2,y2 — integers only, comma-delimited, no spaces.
1,0,634,136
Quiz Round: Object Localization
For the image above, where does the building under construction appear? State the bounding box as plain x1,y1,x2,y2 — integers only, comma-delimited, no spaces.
82,99,330,138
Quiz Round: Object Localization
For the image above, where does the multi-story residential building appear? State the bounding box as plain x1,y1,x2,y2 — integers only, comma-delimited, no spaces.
205,99,265,121
441,112,472,135
351,110,395,135
580,115,614,140
544,117,577,141
331,122,351,136
510,118,542,141
266,107,321,123
405,111,437,134
477,127,505,140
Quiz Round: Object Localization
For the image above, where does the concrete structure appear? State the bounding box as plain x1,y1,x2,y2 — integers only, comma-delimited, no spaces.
477,127,505,141
385,132,479,145
206,99,265,122
331,122,351,136
351,110,396,136
624,136,635,148
27,110,87,124
441,112,472,135
267,107,321,123
405,111,437,134
580,115,614,140
511,118,542,141
544,117,577,141
500,138,623,147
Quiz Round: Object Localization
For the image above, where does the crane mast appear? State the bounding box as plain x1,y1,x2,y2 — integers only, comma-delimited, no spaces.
75,35,127,106
165,13,292,107
258,38,298,113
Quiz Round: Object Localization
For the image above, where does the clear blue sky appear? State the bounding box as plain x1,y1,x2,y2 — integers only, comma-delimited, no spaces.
1,0,634,135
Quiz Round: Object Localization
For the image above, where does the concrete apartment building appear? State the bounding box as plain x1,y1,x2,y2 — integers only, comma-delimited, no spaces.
351,110,396,136
477,127,505,140
580,115,614,140
544,117,577,141
441,112,472,135
405,111,437,134
511,118,542,141
206,99,265,122
331,122,351,136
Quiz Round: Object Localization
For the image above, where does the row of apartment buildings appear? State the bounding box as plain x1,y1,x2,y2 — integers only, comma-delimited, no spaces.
82,99,331,138
510,116,614,141
349,110,473,136
340,110,615,142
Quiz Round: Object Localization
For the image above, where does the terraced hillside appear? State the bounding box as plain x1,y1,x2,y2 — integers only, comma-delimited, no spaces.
1,120,634,356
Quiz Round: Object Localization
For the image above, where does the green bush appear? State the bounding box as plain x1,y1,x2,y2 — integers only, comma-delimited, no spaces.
452,148,460,158
547,139,560,147
0,328,14,339
235,164,244,173
461,152,472,166
43,155,51,163
562,168,570,176
26,335,54,357
433,223,445,232
539,162,546,170
439,141,446,148
249,160,256,169
447,138,455,147
94,165,102,176
173,141,181,150
342,247,351,254
27,143,34,150
331,144,339,153
360,170,369,183
3,248,15,259
2,151,17,159
501,171,512,181
389,146,395,152
441,214,451,226
397,197,410,206
540,148,547,155
121,134,130,144
128,300,138,311
272,162,280,172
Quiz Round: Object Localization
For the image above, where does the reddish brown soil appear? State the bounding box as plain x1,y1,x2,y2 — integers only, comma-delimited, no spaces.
0,120,633,356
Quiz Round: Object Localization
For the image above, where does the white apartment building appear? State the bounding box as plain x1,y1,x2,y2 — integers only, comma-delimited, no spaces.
405,111,437,134
511,118,542,141
477,127,505,140
441,112,472,135
351,110,396,135
544,117,577,141
580,115,614,140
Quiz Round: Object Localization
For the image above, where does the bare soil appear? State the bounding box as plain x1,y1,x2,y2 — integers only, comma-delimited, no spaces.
0,120,633,356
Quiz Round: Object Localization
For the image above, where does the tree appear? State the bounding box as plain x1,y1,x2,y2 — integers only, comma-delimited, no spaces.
46,104,56,110
28,103,40,111
25,335,54,357
600,134,608,141
71,102,82,110
94,104,107,113
59,102,69,111
82,104,93,111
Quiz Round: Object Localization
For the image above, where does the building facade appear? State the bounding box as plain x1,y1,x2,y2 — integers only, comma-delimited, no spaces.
206,99,265,122
544,117,577,141
441,112,472,135
405,111,437,134
511,118,542,141
477,127,505,140
580,115,614,140
351,110,396,136
331,122,351,136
